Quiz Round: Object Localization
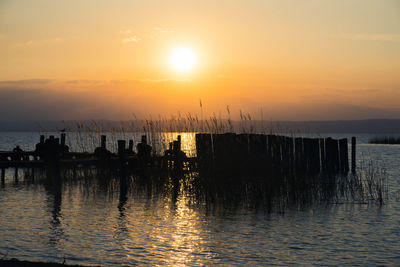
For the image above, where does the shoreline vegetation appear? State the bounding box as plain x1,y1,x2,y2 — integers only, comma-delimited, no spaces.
369,136,400,144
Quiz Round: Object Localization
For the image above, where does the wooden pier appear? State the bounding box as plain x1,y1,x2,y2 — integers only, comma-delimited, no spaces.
195,133,356,177
0,133,356,184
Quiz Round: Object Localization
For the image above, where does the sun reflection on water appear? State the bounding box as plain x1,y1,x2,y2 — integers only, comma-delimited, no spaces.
120,175,215,266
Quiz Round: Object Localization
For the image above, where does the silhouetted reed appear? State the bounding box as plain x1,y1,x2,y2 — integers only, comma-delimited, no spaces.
29,107,389,212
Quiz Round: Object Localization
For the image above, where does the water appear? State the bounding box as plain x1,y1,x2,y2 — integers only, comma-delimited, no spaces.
1,132,399,266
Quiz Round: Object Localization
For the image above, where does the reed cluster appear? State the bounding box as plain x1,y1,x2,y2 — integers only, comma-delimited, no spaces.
31,109,389,210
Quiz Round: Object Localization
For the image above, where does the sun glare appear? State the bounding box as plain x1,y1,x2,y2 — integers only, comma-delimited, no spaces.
170,47,197,72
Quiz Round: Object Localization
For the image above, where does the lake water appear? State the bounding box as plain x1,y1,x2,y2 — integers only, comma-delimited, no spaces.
0,132,399,266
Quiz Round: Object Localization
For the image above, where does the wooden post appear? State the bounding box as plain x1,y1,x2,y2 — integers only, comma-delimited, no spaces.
195,134,212,173
351,137,356,174
60,133,66,146
325,138,339,173
101,135,107,149
339,138,349,173
128,140,133,152
319,138,326,172
310,138,321,173
118,140,126,158
1,168,5,184
177,135,181,150
274,136,282,171
294,137,304,171
118,140,127,195
286,137,294,170
118,140,127,177
40,135,45,143
303,138,311,172
46,137,60,183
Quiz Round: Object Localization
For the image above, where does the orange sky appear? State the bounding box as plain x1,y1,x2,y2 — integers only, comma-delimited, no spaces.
0,0,399,120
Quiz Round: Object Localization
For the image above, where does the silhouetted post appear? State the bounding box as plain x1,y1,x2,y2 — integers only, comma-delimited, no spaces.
46,136,60,183
137,135,152,169
319,138,326,172
310,138,321,173
351,137,356,174
303,138,311,172
118,140,127,173
325,138,339,173
339,138,349,173
195,134,212,173
118,140,127,195
164,142,173,169
269,135,279,171
128,140,133,152
177,135,181,149
40,135,45,144
101,135,107,149
294,137,304,172
60,133,66,146
286,137,294,171
1,168,5,184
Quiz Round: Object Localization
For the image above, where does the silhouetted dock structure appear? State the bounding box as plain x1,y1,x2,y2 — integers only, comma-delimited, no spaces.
0,133,356,185
196,133,354,176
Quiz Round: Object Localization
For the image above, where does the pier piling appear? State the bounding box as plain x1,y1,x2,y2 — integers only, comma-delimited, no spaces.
60,133,66,146
101,135,107,149
339,138,349,173
351,137,356,174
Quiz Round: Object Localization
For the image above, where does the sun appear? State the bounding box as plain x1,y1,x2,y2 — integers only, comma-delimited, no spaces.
170,46,197,72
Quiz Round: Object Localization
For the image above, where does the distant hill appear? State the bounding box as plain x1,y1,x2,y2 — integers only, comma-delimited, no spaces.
0,119,399,133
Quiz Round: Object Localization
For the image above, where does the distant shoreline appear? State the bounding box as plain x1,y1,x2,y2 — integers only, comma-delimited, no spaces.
0,119,399,133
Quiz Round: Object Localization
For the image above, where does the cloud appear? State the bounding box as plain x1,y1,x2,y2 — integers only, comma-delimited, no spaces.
0,79,171,120
334,33,400,42
122,36,141,43
1,79,398,121
0,79,54,86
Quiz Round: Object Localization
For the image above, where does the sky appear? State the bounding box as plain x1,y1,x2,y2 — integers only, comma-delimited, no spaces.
0,0,399,121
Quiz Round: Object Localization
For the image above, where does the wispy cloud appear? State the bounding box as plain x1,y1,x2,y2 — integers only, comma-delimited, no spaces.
334,33,400,42
122,36,141,43
0,79,54,86
119,29,141,43
17,37,64,47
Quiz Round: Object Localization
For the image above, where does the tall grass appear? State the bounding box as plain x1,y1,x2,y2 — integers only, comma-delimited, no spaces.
33,108,389,209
